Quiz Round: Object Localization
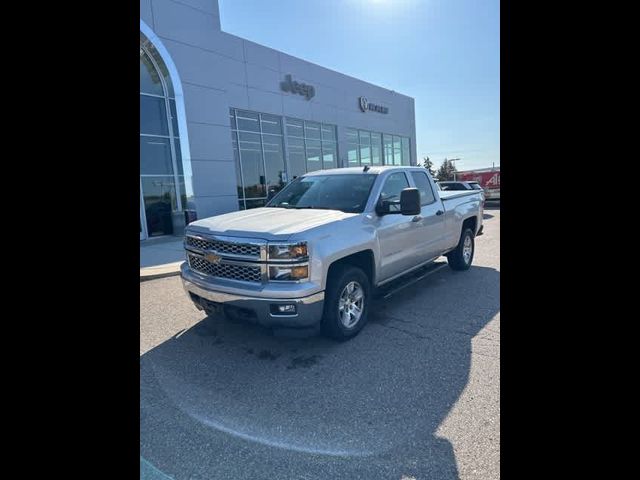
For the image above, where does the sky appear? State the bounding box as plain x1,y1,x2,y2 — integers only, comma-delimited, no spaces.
218,0,500,172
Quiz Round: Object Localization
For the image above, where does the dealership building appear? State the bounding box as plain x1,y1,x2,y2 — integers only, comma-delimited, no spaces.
140,0,417,240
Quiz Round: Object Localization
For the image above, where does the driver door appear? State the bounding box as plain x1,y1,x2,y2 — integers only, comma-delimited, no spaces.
375,171,426,282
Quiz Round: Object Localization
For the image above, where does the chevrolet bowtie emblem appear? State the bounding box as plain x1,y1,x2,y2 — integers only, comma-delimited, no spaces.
204,252,222,264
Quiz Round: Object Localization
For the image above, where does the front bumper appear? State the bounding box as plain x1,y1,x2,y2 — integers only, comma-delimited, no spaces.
181,263,325,328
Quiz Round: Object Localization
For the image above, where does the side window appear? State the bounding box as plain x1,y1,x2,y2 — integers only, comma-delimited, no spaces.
410,171,436,206
379,172,409,212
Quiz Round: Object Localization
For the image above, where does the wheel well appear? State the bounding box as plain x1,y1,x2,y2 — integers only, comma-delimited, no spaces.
462,216,477,235
327,250,375,285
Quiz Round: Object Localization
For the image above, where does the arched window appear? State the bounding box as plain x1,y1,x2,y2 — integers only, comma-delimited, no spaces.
140,32,186,238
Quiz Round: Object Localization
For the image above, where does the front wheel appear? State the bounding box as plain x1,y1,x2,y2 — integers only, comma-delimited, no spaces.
447,228,475,271
321,265,371,340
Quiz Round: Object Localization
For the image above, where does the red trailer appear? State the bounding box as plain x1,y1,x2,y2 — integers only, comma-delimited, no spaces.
456,167,500,201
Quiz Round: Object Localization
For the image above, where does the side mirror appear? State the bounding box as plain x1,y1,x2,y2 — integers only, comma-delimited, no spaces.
400,188,421,216
375,198,391,215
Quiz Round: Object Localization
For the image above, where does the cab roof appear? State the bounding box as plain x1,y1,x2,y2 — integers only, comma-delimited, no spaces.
303,166,426,176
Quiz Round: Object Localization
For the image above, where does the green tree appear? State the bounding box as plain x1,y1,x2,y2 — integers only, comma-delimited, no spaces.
436,158,458,181
422,156,436,177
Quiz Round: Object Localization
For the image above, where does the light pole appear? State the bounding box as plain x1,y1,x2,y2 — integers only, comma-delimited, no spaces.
448,158,460,180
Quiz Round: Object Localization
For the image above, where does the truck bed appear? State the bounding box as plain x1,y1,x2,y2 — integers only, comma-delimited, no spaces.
438,190,479,201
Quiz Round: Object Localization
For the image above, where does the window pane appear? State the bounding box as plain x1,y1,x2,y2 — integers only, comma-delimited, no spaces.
347,128,359,166
402,137,410,166
393,135,402,165
383,134,393,165
140,51,164,96
347,143,359,166
287,137,306,178
322,141,337,169
305,139,322,172
140,96,169,136
174,139,183,175
359,145,371,165
168,99,179,138
380,172,409,212
238,131,262,152
411,171,435,205
321,124,336,141
359,131,371,164
245,199,267,209
142,176,177,236
305,121,321,140
236,110,260,132
140,136,173,175
140,35,174,97
238,131,266,198
261,114,282,135
231,130,243,198
263,134,286,196
286,118,304,137
371,132,382,165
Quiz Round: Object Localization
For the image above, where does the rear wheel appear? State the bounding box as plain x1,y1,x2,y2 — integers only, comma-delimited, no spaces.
446,228,475,271
321,265,371,340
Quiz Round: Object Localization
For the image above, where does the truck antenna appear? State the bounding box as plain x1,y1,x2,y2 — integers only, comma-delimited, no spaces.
363,165,370,172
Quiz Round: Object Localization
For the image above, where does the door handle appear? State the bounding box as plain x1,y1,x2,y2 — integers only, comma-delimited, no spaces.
436,210,444,216
411,215,423,222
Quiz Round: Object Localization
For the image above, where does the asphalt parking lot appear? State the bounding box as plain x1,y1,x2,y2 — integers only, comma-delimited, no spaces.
140,204,500,480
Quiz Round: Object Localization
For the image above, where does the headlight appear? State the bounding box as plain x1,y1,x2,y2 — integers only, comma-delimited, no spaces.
267,242,308,261
268,265,309,281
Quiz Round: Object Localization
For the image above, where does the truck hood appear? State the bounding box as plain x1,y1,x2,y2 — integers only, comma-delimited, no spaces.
187,207,358,241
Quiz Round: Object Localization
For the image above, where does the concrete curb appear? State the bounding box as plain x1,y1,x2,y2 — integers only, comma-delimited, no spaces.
140,262,183,282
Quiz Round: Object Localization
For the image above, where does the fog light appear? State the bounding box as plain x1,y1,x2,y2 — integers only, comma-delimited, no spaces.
270,304,297,315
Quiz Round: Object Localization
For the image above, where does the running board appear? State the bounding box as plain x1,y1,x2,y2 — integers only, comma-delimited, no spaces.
376,261,448,300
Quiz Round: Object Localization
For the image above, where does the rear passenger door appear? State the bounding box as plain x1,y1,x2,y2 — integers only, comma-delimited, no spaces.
409,171,448,262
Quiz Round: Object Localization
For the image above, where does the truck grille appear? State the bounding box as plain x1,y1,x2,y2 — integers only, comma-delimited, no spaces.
187,253,262,283
185,235,260,258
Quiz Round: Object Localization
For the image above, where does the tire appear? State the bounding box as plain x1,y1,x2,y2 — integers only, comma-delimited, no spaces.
321,265,371,340
446,228,475,271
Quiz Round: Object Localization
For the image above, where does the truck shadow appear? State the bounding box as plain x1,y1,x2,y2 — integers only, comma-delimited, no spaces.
140,264,500,479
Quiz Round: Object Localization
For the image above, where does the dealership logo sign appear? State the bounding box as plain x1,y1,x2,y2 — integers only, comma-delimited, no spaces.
280,74,315,100
359,96,389,114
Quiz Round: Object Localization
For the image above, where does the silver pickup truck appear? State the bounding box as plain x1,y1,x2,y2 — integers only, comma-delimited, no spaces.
181,166,483,340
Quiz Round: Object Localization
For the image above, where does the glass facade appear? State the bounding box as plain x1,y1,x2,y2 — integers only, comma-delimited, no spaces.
230,112,412,210
231,111,340,210
140,34,188,238
286,117,338,177
351,128,411,167
230,109,287,210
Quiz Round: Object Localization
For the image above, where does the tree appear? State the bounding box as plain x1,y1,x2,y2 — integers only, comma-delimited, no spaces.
436,158,458,181
422,156,436,177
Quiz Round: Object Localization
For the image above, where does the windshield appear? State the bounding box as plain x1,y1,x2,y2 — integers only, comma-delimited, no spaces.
266,174,377,213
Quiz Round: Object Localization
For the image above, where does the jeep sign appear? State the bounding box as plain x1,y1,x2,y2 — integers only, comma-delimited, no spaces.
280,74,315,100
